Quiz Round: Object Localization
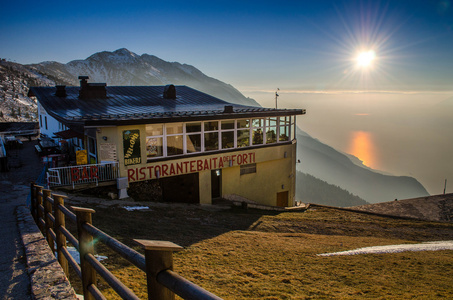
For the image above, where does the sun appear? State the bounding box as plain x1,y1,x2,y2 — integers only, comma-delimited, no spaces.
356,50,376,67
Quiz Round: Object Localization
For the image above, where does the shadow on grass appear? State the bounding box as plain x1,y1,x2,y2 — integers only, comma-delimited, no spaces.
80,203,279,248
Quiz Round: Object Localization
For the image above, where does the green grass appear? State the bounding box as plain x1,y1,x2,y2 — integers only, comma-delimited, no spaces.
64,203,453,299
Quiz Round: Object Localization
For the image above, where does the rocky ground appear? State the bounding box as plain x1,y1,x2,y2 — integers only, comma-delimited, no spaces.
351,193,453,222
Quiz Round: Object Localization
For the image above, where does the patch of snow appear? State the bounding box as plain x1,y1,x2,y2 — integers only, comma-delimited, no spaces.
318,240,453,256
123,205,150,211
66,246,108,264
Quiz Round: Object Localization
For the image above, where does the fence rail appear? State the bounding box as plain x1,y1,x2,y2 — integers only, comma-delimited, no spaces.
47,162,120,188
30,183,222,300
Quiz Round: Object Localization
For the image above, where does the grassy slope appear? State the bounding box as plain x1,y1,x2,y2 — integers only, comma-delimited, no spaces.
65,202,453,299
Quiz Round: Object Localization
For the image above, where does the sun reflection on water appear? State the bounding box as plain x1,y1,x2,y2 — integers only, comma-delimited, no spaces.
348,131,377,168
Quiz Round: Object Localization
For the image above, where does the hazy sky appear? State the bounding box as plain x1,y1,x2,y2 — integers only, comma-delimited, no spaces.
2,0,453,93
2,0,453,194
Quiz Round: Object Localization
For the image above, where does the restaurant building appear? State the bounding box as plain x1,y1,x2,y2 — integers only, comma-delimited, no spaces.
30,77,305,207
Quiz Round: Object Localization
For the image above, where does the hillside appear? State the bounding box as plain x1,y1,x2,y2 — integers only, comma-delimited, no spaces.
351,193,453,222
296,171,369,207
0,60,53,122
296,129,429,203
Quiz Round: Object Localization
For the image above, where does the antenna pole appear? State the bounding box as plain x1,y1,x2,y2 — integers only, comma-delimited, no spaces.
275,88,279,109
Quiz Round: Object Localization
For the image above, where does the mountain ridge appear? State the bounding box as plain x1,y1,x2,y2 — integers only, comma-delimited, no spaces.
27,48,259,106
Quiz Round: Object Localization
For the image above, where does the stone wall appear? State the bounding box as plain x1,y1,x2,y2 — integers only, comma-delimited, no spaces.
17,205,77,299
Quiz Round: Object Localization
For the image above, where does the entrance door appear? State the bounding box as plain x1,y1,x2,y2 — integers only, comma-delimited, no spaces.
211,169,221,198
276,191,288,207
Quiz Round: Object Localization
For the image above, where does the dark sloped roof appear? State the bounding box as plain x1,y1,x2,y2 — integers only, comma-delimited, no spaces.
0,122,39,134
30,85,305,126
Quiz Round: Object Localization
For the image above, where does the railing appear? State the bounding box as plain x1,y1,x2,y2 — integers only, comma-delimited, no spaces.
47,162,120,188
30,183,222,300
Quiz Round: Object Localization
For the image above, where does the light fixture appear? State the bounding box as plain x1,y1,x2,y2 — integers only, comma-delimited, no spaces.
102,136,108,141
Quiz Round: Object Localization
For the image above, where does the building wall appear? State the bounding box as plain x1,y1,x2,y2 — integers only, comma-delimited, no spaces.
221,143,296,206
37,103,60,138
96,124,297,207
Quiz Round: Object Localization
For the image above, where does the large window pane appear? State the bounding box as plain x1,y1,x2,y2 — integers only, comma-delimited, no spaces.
222,131,234,149
266,117,278,127
146,124,163,136
279,126,290,141
167,135,183,156
166,123,183,135
186,122,201,133
204,132,219,151
279,116,290,125
146,137,163,158
221,120,235,130
204,121,219,131
237,129,250,147
187,134,201,153
252,128,263,145
266,127,277,144
237,119,250,128
252,118,264,127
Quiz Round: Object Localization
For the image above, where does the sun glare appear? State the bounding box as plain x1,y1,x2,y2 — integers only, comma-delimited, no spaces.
356,50,376,67
348,131,377,168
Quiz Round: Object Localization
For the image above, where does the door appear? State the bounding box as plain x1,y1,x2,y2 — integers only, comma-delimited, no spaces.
276,191,288,207
211,169,221,198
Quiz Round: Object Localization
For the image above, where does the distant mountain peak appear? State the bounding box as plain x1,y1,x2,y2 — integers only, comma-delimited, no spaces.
26,49,260,106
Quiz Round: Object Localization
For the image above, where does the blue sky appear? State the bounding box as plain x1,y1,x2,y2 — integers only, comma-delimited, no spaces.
1,0,453,92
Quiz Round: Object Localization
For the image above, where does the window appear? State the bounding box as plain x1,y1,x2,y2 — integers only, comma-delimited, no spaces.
166,123,183,156
279,116,290,142
45,116,48,130
39,115,42,128
186,122,201,153
240,163,256,175
146,124,164,158
204,121,219,151
266,117,277,144
252,118,264,145
145,116,294,161
221,120,235,149
237,119,250,148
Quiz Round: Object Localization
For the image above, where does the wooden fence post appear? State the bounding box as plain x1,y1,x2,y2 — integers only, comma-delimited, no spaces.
43,189,54,252
134,240,183,300
54,194,69,276
35,185,44,233
73,206,96,300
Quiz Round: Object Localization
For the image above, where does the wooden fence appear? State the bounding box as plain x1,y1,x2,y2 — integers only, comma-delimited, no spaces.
30,183,222,300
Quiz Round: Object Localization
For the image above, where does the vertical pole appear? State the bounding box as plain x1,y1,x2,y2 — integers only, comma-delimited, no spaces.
134,240,183,300
54,194,69,276
35,185,44,233
73,206,96,300
43,189,54,252
444,179,447,195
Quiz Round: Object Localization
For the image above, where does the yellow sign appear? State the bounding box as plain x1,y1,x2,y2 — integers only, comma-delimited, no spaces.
76,150,88,165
